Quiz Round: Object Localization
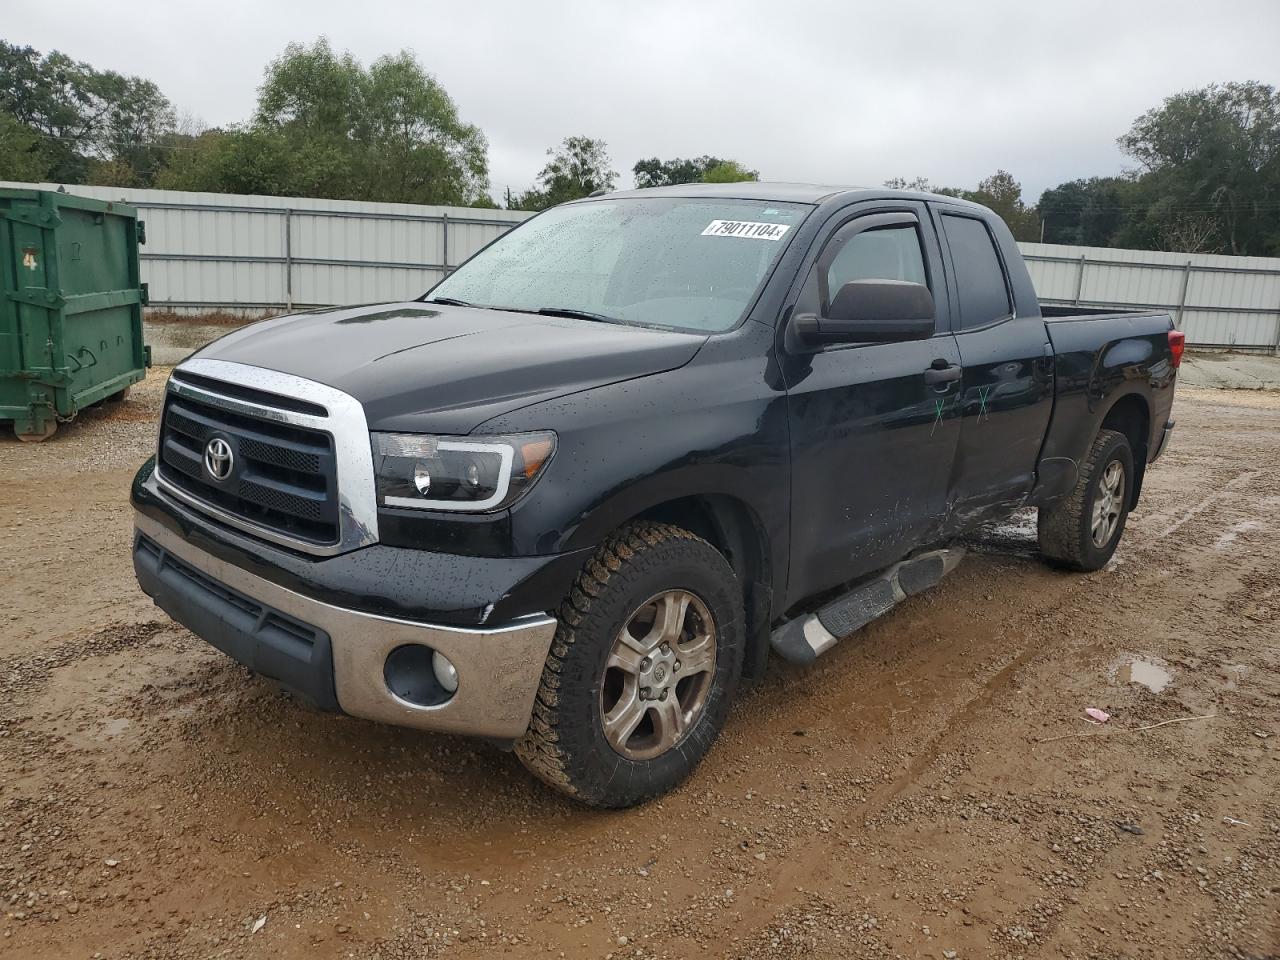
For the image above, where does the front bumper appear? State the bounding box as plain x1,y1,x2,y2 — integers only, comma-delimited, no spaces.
133,510,558,740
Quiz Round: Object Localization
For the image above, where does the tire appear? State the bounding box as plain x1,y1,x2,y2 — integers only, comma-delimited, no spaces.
515,522,744,807
1038,428,1134,572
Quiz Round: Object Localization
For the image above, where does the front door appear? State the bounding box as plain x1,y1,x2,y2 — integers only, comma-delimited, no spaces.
780,204,963,609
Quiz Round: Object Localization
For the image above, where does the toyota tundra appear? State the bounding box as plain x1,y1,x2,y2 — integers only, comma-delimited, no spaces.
131,183,1181,807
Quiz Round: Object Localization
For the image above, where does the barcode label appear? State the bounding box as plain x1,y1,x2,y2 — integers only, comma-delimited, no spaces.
701,220,792,241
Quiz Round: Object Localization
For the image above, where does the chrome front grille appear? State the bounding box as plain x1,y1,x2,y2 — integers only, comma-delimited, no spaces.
154,359,380,557
160,391,339,544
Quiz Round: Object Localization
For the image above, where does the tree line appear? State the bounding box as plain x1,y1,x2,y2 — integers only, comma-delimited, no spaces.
2,39,1277,256
889,82,1280,257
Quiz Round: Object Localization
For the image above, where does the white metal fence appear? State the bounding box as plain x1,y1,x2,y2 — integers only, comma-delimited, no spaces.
1,182,528,314
4,183,1278,351
1020,242,1280,352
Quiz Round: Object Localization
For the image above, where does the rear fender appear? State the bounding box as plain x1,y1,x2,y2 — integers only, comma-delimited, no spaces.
1032,317,1173,508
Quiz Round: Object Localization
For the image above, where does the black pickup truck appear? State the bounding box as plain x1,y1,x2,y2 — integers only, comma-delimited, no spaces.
131,184,1181,807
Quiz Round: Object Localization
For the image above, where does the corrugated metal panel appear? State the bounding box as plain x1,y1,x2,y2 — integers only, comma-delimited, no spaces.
1019,241,1280,351
2,182,1275,350
0,181,528,316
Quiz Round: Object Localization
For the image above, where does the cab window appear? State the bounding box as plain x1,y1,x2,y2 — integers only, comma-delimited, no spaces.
940,214,1013,329
821,224,928,311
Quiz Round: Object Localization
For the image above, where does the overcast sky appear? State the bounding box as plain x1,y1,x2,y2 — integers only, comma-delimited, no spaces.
10,0,1280,202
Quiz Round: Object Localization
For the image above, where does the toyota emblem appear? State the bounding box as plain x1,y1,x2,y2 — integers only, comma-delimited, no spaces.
204,437,234,481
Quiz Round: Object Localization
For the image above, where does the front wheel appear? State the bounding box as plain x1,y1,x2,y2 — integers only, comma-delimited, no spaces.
515,522,744,807
1038,428,1134,571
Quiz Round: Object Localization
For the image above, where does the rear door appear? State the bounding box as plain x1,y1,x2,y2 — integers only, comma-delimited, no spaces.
780,202,963,608
931,206,1053,527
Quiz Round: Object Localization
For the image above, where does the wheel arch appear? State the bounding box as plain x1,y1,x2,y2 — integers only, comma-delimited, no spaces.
628,494,775,679
1099,392,1151,507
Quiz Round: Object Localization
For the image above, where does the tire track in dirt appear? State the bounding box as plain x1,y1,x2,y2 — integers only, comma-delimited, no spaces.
1147,469,1263,541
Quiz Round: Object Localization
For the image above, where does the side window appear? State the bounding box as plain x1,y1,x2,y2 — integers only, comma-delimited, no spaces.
939,214,1013,329
823,224,927,310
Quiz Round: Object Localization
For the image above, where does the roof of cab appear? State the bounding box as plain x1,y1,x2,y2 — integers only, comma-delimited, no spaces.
601,181,850,203
591,181,988,210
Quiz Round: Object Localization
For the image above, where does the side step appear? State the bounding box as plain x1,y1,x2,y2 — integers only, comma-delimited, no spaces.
769,547,965,665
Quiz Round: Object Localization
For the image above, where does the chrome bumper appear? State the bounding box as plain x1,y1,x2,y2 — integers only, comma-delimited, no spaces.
134,511,557,740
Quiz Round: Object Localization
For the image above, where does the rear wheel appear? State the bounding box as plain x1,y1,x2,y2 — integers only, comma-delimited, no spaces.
1038,428,1134,571
515,522,744,807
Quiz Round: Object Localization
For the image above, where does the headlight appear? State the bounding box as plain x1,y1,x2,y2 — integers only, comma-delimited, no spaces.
371,431,556,512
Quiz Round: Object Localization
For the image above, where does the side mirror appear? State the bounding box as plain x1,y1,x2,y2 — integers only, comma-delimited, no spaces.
794,279,936,345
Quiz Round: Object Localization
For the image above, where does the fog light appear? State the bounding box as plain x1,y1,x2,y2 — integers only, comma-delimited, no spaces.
384,644,454,706
432,650,459,693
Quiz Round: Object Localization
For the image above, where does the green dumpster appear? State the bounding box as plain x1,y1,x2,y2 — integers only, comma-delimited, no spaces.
0,188,149,442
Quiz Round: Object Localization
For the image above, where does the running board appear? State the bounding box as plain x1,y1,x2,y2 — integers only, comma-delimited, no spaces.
769,547,966,665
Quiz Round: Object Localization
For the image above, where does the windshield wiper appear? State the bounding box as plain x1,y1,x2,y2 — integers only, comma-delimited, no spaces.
423,297,474,307
535,306,623,324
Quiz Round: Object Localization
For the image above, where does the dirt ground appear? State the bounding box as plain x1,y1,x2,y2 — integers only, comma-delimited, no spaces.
1,370,1277,960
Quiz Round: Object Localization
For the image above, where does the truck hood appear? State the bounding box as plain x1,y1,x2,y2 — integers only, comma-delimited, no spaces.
192,301,707,433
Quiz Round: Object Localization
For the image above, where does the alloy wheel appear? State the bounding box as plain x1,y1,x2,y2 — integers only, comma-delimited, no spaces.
1091,460,1126,548
599,590,717,761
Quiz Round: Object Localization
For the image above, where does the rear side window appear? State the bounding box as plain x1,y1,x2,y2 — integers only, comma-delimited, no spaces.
823,224,927,309
940,214,1012,329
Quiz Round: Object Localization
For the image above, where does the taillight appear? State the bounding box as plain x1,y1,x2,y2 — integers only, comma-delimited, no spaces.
1168,330,1185,368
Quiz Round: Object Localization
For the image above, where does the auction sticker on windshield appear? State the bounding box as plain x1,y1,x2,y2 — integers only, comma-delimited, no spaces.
701,220,792,241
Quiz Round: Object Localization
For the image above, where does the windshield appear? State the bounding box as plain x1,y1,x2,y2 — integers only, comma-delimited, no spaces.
427,197,809,332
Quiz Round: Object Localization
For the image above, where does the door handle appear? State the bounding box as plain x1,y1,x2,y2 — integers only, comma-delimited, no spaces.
924,363,962,385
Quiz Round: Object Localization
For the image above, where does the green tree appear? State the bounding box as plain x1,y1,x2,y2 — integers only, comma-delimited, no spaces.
1036,176,1136,247
634,156,716,188
701,160,759,183
91,74,176,186
632,155,758,188
1,43,102,181
0,110,50,181
884,176,934,191
883,176,963,197
256,39,364,133
885,172,1038,239
154,127,319,196
0,41,177,185
356,51,488,205
964,170,1041,241
235,39,490,204
514,136,616,210
1118,81,1280,255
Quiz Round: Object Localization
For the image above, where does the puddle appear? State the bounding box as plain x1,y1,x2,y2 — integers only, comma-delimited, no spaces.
1112,656,1174,693
1213,519,1264,551
98,717,132,740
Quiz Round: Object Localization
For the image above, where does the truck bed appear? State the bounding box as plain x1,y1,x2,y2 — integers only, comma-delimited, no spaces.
1039,303,1168,322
